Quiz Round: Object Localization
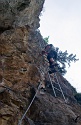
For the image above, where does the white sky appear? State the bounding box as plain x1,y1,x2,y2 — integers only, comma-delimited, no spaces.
39,0,81,92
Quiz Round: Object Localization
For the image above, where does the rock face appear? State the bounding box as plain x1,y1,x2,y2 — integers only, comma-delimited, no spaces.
0,0,44,31
0,0,81,125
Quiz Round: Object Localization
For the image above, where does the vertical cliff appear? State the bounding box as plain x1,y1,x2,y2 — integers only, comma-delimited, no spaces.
0,0,81,125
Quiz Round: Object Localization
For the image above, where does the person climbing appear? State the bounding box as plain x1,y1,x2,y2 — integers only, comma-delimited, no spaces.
41,44,58,73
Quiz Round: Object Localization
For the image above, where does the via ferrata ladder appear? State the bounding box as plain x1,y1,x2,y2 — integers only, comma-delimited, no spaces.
48,68,66,102
38,40,66,102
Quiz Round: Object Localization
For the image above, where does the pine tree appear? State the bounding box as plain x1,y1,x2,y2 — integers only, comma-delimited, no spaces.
55,47,79,75
43,37,79,75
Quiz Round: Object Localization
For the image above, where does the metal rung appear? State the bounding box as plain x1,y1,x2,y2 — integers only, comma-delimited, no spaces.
49,85,62,92
48,72,56,97
48,72,66,102
53,86,62,92
55,73,66,102
53,81,60,85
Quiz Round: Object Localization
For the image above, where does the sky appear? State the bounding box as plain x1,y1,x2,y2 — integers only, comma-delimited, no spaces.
39,0,81,92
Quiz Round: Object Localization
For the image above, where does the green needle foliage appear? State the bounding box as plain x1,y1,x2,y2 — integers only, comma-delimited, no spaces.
55,47,79,75
44,36,49,43
43,37,79,75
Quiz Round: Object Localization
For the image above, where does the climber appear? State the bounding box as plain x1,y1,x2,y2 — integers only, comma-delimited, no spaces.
41,44,58,73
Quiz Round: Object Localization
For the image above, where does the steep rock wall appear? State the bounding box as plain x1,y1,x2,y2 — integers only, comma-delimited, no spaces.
0,0,81,125
0,0,44,31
